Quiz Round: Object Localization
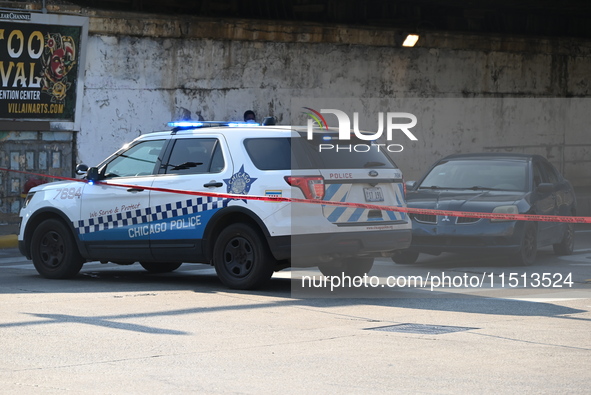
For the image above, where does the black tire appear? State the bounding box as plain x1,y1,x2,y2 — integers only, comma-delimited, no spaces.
140,262,182,273
511,222,537,266
553,223,574,256
30,219,84,279
213,223,275,289
391,250,420,265
318,257,374,277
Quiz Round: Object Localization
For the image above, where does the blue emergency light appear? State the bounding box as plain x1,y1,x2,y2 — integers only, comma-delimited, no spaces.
227,122,261,127
167,121,204,128
167,121,261,131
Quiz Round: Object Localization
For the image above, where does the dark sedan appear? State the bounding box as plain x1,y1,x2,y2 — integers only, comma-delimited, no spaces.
393,153,576,265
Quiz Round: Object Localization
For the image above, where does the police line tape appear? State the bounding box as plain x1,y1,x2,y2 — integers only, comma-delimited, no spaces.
2,167,590,224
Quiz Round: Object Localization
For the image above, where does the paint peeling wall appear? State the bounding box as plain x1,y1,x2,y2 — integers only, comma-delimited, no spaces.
77,15,591,190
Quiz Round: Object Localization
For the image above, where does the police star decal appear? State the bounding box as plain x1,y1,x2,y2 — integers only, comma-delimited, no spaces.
224,165,257,202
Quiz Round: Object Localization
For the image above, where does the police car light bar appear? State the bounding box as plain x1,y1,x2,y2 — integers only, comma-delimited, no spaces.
168,121,261,133
227,122,260,127
167,121,204,128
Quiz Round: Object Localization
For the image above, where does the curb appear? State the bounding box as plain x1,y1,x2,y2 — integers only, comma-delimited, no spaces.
0,234,18,249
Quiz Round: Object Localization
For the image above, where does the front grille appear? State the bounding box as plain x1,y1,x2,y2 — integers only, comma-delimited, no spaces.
457,217,481,224
412,214,437,224
412,236,504,247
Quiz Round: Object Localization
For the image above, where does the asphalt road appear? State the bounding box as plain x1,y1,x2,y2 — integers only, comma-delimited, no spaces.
0,229,590,394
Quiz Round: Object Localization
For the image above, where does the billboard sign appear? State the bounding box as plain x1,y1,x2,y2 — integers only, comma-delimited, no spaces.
0,13,88,122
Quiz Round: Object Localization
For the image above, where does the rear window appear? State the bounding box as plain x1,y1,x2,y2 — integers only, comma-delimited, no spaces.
243,138,295,170
244,136,398,170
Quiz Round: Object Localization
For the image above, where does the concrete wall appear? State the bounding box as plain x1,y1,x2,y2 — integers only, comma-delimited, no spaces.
76,13,591,188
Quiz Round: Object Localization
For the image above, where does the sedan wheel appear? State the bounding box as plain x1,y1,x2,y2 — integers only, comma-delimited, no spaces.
511,222,537,266
553,223,574,256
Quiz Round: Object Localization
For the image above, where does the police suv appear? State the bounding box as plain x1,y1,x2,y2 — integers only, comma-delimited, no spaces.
18,121,412,289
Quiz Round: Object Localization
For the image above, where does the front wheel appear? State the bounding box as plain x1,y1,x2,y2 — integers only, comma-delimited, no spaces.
31,219,84,279
553,223,574,256
213,223,275,289
318,257,374,277
511,222,537,266
140,262,182,273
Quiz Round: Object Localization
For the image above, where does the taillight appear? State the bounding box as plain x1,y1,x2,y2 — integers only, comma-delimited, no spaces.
284,176,325,199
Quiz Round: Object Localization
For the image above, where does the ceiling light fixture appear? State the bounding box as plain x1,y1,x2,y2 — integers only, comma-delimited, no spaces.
402,34,420,47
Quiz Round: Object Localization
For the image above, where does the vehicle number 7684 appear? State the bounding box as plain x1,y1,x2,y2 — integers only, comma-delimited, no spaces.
53,187,83,200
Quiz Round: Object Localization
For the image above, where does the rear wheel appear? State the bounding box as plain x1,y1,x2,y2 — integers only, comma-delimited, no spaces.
31,219,84,279
213,223,275,289
391,250,420,265
511,222,537,266
140,262,182,273
318,257,374,277
553,223,574,256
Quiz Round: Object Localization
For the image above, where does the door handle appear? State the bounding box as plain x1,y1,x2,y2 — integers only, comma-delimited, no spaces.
127,188,145,192
204,181,223,188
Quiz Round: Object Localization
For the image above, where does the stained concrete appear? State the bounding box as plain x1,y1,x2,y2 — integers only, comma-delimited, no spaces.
72,13,591,194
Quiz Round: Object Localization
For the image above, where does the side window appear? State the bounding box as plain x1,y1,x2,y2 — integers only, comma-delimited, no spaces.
164,138,224,174
210,143,225,173
540,161,559,184
244,138,292,170
532,162,546,187
103,139,165,178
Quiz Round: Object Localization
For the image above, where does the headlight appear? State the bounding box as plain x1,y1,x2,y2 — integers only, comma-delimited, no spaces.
491,205,518,222
23,192,36,209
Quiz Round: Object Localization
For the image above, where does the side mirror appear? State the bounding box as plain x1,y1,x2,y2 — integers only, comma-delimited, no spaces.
86,167,100,183
75,164,89,175
405,180,417,190
536,183,554,194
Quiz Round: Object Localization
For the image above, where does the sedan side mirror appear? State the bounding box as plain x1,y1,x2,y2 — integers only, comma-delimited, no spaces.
536,183,555,194
75,163,89,175
86,167,101,183
405,180,417,190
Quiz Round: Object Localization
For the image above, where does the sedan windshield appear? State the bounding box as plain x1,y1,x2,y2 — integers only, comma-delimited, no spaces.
419,159,528,191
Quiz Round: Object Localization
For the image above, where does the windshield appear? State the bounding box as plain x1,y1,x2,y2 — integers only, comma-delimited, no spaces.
419,159,528,191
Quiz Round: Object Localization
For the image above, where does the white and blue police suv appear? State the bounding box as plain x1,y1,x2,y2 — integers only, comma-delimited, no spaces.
19,121,411,289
